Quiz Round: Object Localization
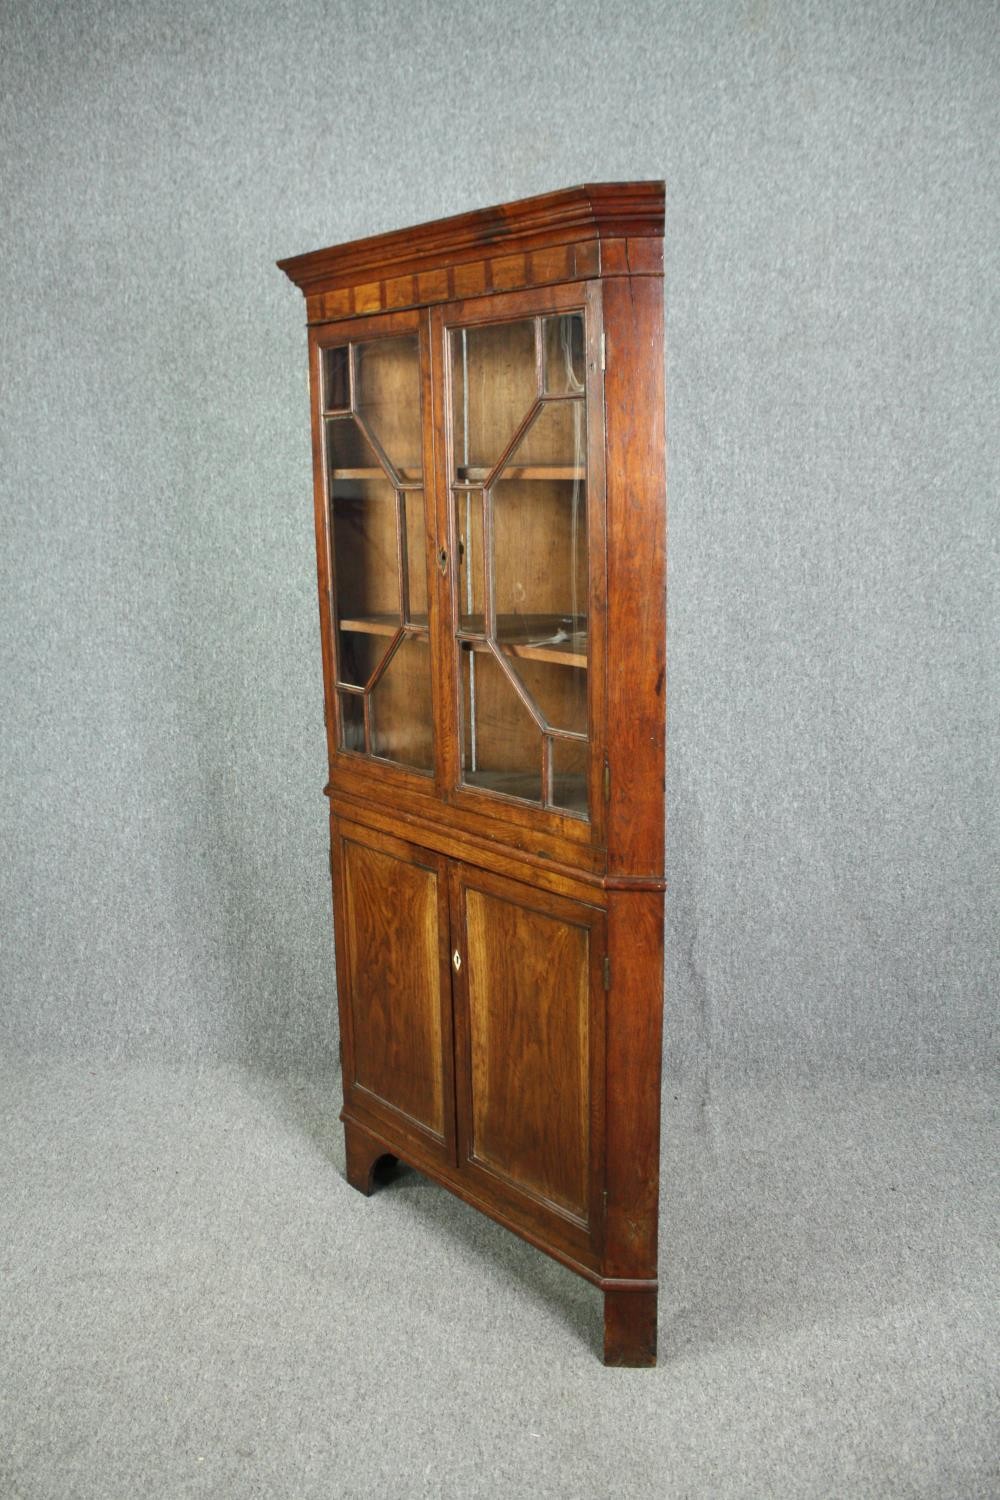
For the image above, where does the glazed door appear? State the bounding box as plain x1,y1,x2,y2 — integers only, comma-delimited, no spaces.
449,862,607,1258
433,283,607,839
331,820,456,1165
311,309,438,781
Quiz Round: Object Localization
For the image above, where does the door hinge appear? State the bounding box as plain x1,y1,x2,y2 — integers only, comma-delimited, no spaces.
603,757,611,803
328,847,334,879
603,954,611,991
600,332,607,371
323,696,328,728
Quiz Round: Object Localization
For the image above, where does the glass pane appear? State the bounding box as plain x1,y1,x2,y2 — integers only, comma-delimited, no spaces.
492,478,588,650
543,314,585,395
336,629,391,690
370,635,433,772
496,397,585,474
330,476,400,624
327,415,388,475
339,692,365,753
401,490,428,626
492,398,588,658
462,647,542,804
502,657,588,736
455,488,485,634
322,346,350,411
451,320,537,480
550,737,588,816
448,310,592,821
356,336,422,481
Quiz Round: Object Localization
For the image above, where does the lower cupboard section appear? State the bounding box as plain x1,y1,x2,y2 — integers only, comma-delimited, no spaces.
330,815,607,1267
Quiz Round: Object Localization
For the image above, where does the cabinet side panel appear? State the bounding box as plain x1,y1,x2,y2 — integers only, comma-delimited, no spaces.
604,888,664,1280
463,886,591,1220
341,835,446,1139
602,274,666,877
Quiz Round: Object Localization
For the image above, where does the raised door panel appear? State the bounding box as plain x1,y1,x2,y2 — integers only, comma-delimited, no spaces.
332,819,455,1163
451,864,605,1254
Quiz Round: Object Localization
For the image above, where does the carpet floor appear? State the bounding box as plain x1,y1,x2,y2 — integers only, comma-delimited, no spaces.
1,1060,996,1498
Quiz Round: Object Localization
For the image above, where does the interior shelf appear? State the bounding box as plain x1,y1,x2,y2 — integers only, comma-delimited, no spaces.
339,615,586,666
340,614,428,635
456,465,584,484
459,614,587,668
331,466,422,484
462,636,586,668
331,464,579,484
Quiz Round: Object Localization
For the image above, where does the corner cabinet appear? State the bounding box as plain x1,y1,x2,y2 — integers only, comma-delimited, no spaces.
278,183,666,1366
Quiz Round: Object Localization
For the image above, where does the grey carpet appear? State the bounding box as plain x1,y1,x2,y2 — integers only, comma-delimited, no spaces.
1,1060,995,1498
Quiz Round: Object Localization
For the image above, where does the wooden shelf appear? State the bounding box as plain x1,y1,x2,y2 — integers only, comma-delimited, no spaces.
456,465,584,484
464,636,587,668
339,614,586,666
340,615,428,636
331,466,422,484
459,614,587,668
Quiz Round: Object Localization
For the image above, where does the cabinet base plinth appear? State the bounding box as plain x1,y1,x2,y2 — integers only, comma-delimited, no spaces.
603,1287,658,1367
344,1119,397,1197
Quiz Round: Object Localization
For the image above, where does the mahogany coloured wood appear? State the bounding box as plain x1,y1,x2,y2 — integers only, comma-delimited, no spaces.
278,181,663,321
603,1287,657,1367
331,821,456,1164
450,862,606,1246
281,183,666,1365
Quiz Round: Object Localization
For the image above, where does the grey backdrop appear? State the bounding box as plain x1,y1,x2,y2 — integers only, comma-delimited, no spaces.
2,0,997,1080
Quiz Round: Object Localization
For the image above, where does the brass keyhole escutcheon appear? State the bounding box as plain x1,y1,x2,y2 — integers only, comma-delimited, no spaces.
452,949,462,973
437,547,448,576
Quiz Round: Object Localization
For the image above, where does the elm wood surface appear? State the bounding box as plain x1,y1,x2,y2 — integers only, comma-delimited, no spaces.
331,823,456,1165
462,890,591,1220
328,792,607,906
602,273,667,878
603,1287,658,1368
344,1125,397,1198
450,863,606,1241
277,182,664,321
603,890,664,1284
280,183,665,1365
326,757,607,875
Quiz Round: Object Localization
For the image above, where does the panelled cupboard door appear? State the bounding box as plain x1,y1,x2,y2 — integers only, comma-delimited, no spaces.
331,820,456,1165
449,862,606,1258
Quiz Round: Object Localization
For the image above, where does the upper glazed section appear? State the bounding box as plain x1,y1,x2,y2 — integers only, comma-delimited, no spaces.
277,182,665,324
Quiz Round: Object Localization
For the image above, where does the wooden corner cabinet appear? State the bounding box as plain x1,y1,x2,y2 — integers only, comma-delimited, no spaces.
278,183,666,1366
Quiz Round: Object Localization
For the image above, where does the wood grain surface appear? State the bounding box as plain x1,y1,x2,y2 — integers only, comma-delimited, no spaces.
337,829,450,1147
285,184,666,1364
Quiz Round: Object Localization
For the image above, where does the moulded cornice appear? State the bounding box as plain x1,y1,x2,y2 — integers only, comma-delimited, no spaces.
277,181,665,296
